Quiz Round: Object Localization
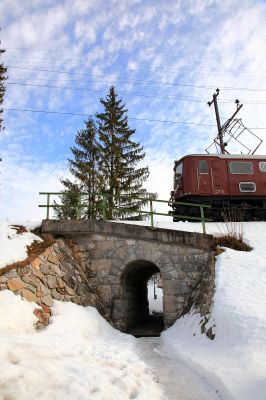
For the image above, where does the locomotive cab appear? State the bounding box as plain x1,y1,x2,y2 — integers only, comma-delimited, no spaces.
170,154,266,221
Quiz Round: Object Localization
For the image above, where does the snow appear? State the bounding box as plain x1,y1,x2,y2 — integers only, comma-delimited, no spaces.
0,291,164,400
159,221,266,400
0,221,41,269
0,219,266,399
148,283,163,313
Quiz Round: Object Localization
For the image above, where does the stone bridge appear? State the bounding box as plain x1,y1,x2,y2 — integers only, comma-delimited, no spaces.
42,220,215,333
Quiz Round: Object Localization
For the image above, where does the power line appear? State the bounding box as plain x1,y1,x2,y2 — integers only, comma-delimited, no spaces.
2,107,215,126
3,107,266,129
5,81,230,103
5,79,266,105
4,56,266,77
4,46,261,66
6,81,266,105
6,65,266,92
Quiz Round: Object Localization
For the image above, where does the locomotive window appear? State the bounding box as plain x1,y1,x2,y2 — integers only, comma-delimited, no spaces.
198,160,208,174
229,161,253,174
175,162,183,176
239,182,256,192
259,162,266,172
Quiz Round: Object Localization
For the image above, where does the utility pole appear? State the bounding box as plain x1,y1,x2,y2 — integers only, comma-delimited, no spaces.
208,89,243,154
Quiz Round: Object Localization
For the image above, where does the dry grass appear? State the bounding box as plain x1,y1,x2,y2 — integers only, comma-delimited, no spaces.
10,225,28,235
215,235,252,252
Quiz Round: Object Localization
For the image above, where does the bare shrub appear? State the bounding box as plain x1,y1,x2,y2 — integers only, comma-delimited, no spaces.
215,206,252,252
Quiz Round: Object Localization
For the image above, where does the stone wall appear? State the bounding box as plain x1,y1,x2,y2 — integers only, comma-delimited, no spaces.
0,221,216,335
0,239,96,328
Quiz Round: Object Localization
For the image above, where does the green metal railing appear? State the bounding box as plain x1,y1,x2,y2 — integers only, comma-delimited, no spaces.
39,192,212,234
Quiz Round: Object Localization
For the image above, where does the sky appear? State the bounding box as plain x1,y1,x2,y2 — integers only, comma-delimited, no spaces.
1,0,266,220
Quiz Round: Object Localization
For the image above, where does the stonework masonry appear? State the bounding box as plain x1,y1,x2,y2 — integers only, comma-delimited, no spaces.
0,220,215,332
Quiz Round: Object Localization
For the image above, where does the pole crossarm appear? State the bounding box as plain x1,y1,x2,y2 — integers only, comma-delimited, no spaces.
38,192,212,234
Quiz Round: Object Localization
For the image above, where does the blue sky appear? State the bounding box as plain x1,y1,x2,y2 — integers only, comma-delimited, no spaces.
1,0,266,219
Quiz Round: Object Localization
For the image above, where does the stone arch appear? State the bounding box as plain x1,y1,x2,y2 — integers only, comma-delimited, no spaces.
120,259,163,334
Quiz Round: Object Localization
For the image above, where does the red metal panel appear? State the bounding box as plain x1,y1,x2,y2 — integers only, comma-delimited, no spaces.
210,158,230,196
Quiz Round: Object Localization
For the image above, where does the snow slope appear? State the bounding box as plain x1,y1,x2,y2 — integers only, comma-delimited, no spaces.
0,222,41,269
0,290,164,400
159,221,266,400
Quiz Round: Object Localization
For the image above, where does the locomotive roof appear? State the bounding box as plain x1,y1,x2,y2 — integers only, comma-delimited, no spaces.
175,154,266,162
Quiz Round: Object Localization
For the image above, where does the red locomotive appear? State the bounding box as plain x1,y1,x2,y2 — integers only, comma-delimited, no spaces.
170,90,266,221
170,154,266,220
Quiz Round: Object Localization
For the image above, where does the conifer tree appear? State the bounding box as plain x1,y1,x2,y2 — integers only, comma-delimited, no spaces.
96,86,152,220
0,34,7,133
55,119,101,219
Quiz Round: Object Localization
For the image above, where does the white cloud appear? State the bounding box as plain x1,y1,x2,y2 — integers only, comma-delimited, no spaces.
1,0,266,218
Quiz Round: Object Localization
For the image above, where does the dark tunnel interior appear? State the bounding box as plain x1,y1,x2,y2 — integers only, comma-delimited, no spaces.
121,260,164,337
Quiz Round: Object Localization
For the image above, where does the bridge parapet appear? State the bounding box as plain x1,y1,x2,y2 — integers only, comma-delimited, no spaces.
42,220,213,249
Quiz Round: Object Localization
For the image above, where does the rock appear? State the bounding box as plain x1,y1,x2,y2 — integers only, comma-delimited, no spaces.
70,296,81,305
56,277,66,289
96,285,112,304
37,282,51,296
33,308,50,327
19,266,30,276
21,275,41,288
62,274,76,289
20,288,38,303
50,289,62,300
47,253,59,265
31,258,41,269
42,294,54,307
46,275,58,289
0,276,8,284
32,269,46,282
4,270,18,279
43,246,53,259
40,263,51,274
49,264,64,277
26,284,37,294
64,286,76,296
40,304,51,314
7,277,26,291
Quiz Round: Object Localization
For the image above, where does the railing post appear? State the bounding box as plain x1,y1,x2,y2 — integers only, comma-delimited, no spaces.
46,193,50,219
200,206,206,234
149,199,154,227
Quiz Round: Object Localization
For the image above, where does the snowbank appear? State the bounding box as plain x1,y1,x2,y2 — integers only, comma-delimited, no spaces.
0,290,164,400
160,221,266,400
0,222,41,269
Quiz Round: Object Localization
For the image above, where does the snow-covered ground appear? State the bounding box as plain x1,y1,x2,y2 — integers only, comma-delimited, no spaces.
148,283,163,313
0,220,266,400
0,221,41,269
160,221,266,400
0,290,164,400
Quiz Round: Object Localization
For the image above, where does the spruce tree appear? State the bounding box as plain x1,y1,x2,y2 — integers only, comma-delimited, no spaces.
55,119,101,219
0,34,7,133
96,86,152,220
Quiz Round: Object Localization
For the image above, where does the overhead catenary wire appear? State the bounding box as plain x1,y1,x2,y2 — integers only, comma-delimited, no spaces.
4,46,262,68
4,56,266,77
3,107,266,129
5,81,236,103
6,81,266,105
6,65,266,92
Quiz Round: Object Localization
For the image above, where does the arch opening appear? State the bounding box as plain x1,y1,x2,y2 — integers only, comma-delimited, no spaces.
121,260,164,337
